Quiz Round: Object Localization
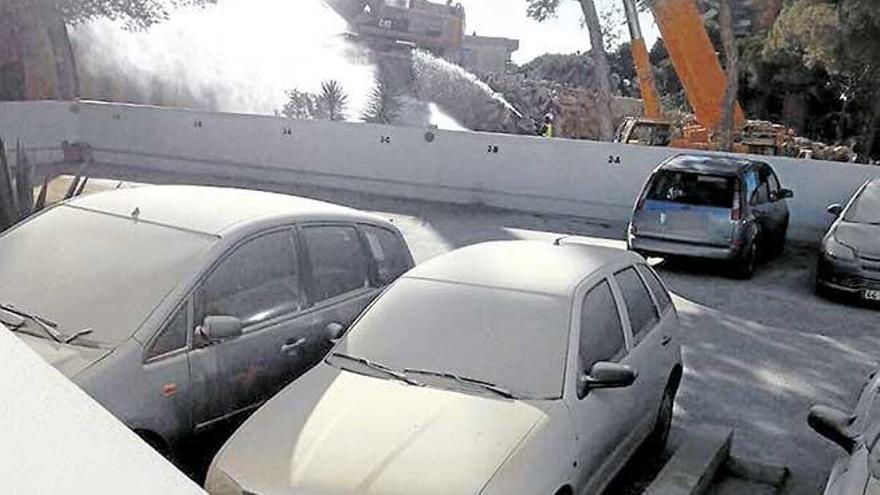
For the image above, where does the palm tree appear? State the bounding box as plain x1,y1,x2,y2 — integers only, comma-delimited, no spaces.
319,80,349,121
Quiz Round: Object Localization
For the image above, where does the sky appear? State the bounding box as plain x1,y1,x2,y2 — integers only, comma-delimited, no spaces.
455,0,661,64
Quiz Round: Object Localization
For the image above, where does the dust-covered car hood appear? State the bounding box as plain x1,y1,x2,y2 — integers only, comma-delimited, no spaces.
209,364,549,495
17,333,110,377
834,222,880,258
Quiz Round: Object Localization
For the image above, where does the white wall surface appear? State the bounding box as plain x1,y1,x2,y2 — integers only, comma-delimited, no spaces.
2,100,879,241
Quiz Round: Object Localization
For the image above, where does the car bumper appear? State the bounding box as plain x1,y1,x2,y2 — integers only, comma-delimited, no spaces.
628,234,742,261
816,256,880,295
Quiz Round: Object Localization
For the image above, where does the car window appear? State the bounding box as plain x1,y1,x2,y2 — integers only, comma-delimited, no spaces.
615,267,660,340
362,225,412,285
146,302,188,360
579,280,626,375
646,170,735,208
636,264,673,314
302,225,369,302
766,167,781,197
752,167,770,205
195,230,303,328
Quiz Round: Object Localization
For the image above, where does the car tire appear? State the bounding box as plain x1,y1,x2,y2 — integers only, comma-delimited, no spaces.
646,384,675,456
732,237,759,280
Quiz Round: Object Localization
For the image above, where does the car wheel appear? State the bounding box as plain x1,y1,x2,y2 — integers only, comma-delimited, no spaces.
732,237,759,279
646,384,675,456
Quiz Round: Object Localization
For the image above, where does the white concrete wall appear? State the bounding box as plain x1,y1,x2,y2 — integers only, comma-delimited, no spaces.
3,100,879,241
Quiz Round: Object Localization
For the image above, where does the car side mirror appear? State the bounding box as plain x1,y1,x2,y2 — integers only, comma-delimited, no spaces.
827,204,843,217
325,322,346,342
808,405,856,453
579,362,638,397
200,315,243,342
779,189,794,200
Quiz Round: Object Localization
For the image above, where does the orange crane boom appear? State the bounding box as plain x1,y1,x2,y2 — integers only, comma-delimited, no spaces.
622,0,662,120
650,0,745,128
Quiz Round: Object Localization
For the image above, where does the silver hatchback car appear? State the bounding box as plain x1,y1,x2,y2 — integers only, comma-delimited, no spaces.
0,185,413,456
206,241,682,495
628,154,793,278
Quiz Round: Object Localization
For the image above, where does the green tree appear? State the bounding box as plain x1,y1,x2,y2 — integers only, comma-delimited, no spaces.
2,0,216,101
362,75,401,124
282,89,320,120
318,80,349,121
525,0,615,140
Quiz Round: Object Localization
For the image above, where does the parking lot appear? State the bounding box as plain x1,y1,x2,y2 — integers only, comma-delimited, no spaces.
44,174,880,494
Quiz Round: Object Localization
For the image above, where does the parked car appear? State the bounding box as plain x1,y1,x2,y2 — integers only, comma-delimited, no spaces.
0,185,413,457
205,240,683,495
816,178,880,304
808,368,880,495
628,153,793,279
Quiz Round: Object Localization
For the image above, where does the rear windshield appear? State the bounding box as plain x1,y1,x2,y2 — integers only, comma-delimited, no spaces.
646,170,736,208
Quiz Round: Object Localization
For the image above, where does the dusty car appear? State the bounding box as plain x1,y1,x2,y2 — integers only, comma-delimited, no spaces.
205,240,683,495
809,368,880,495
816,178,880,303
0,185,413,457
628,154,793,278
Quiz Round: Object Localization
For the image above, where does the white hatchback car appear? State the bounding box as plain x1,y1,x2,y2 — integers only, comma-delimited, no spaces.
206,240,683,495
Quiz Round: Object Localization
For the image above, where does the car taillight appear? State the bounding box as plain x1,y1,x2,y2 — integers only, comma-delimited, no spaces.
731,186,742,221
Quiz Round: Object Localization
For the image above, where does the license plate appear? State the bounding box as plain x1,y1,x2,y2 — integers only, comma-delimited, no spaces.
864,290,880,302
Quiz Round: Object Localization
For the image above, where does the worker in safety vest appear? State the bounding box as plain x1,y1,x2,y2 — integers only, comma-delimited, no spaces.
539,113,554,138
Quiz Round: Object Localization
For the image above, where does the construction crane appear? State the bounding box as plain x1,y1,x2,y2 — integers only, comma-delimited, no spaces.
615,0,783,155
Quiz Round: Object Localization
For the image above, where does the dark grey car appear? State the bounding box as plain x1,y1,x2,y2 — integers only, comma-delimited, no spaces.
627,154,793,278
0,185,413,456
816,178,880,304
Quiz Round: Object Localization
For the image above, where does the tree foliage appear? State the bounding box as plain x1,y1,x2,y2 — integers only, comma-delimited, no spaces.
319,79,348,122
362,75,400,124
282,80,349,121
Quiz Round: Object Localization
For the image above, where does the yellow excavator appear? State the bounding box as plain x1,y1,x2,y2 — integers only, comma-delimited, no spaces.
614,0,815,158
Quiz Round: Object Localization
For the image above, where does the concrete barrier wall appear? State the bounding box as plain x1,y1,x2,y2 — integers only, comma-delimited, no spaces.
2,100,879,241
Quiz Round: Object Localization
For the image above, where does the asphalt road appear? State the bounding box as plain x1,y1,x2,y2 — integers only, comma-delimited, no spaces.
56,174,880,494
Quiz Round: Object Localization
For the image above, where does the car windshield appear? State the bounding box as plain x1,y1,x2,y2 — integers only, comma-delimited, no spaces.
0,205,216,345
336,277,571,399
845,183,880,224
646,171,735,208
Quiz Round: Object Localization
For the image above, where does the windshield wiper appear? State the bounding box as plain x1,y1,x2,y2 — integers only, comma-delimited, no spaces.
1,303,64,343
403,368,518,399
331,353,423,387
0,303,94,345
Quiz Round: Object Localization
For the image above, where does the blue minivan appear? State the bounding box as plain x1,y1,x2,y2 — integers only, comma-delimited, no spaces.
627,154,793,278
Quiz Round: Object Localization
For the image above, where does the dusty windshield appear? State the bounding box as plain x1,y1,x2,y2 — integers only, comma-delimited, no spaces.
0,205,215,345
845,183,880,225
337,277,571,399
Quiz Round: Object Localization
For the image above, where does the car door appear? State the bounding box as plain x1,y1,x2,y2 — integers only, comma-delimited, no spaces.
571,278,641,493
747,165,774,239
188,227,312,430
620,264,678,431
141,299,193,440
297,223,381,360
764,165,790,236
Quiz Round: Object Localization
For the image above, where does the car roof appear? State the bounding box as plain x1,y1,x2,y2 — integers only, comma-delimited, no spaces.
403,240,637,297
66,185,388,236
660,153,756,177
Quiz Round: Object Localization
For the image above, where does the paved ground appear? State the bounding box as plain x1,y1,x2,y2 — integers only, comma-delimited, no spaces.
47,173,880,494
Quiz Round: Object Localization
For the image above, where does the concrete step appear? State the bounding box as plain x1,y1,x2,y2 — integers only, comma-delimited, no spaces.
642,425,733,495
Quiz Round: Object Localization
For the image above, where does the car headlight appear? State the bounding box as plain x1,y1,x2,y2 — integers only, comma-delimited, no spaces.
825,236,857,262
204,467,244,495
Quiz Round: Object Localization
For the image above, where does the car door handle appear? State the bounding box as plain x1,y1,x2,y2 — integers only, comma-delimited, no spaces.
661,335,672,346
281,338,306,355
